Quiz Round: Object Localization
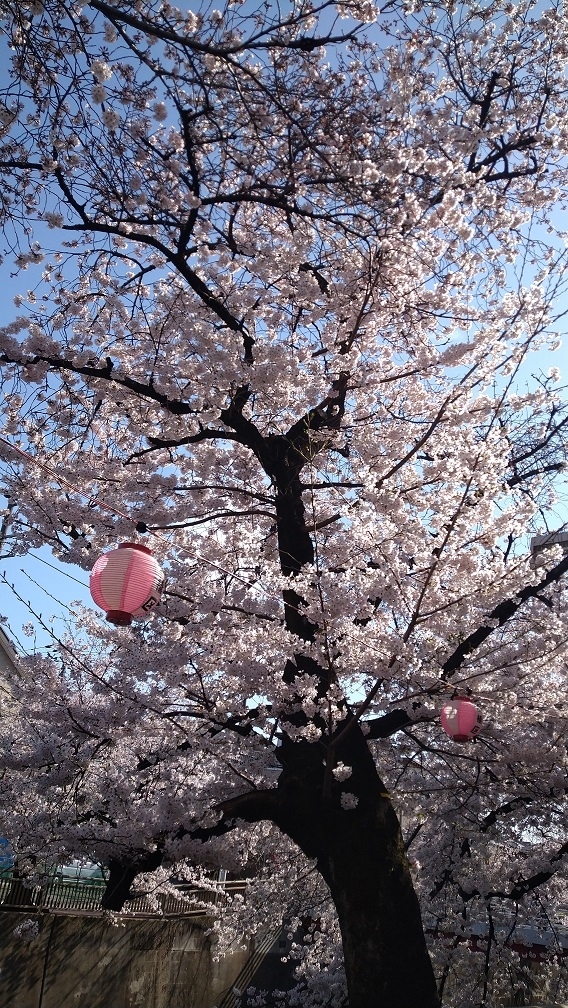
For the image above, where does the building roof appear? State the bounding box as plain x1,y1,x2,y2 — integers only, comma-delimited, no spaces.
531,530,568,552
0,625,18,672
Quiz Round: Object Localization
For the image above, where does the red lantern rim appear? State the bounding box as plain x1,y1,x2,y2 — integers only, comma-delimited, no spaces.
117,542,152,555
105,609,133,626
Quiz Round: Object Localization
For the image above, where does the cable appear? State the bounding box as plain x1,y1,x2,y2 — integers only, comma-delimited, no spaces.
26,552,89,588
0,434,462,705
0,435,284,597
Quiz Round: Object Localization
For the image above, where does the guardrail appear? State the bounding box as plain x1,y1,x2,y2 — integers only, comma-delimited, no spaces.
216,925,283,1008
0,875,247,917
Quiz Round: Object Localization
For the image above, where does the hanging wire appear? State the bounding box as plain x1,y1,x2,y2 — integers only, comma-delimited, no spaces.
0,433,465,707
26,552,89,588
0,435,286,597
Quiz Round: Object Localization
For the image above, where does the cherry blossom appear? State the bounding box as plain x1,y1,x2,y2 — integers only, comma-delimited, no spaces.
0,2,567,1006
91,84,107,105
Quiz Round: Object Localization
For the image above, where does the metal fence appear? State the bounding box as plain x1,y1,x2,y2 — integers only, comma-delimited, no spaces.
0,875,246,917
216,925,284,1008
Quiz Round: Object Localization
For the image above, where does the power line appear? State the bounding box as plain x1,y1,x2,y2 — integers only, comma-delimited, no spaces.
27,552,89,588
0,434,462,705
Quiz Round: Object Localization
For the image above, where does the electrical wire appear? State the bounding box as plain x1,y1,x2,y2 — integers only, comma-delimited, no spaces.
0,433,464,706
26,552,89,588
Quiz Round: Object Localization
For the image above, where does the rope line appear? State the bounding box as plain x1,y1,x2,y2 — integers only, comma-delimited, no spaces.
0,434,461,704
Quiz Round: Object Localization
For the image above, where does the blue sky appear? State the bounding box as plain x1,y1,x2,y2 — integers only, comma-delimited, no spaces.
0,540,93,654
0,207,96,652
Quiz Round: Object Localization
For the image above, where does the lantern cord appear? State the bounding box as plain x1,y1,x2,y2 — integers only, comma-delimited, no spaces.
0,435,460,702
27,552,89,588
0,434,288,601
0,437,131,523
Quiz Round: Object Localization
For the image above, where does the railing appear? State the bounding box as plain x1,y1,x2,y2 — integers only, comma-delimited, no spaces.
216,925,283,1008
0,875,247,917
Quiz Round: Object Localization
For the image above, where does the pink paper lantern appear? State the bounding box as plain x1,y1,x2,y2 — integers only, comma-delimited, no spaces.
440,699,481,743
90,542,164,626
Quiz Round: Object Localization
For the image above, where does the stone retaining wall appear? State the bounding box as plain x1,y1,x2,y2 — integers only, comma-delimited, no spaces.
0,912,250,1008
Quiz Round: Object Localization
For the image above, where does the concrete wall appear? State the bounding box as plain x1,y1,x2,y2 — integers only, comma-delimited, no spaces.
0,627,18,721
0,912,251,1008
0,628,17,677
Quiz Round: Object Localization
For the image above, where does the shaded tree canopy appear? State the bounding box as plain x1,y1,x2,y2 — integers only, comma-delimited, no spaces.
0,1,568,1005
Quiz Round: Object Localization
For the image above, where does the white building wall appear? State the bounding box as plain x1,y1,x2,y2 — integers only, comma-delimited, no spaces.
0,626,17,676
0,626,18,716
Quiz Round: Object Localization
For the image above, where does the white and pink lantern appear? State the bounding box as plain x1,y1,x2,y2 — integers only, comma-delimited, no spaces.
440,699,481,743
89,542,164,626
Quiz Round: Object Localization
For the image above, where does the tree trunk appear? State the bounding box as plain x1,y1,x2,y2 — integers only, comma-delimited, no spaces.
275,726,440,1008
180,408,440,1004
258,427,440,1006
325,809,439,1008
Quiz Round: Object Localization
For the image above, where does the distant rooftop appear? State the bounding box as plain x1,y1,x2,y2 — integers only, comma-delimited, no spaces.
531,530,568,551
0,624,18,670
531,529,568,567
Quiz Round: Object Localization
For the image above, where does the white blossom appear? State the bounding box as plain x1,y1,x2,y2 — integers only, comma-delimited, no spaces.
101,108,121,130
91,60,113,82
43,211,64,229
12,919,39,942
152,102,168,122
91,84,107,105
332,762,352,782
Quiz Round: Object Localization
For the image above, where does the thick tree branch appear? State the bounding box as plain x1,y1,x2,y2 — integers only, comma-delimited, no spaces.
103,850,164,910
0,352,200,415
125,428,241,462
89,0,357,56
365,709,414,740
449,839,568,905
102,788,279,910
362,554,568,740
440,551,568,680
50,160,254,359
183,788,281,842
479,791,559,833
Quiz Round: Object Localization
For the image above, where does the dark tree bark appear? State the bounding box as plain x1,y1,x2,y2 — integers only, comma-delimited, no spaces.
274,724,440,1008
103,851,163,911
99,384,441,1004
215,392,441,1007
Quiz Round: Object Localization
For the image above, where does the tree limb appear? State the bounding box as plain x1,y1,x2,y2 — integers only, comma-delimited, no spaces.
440,551,568,680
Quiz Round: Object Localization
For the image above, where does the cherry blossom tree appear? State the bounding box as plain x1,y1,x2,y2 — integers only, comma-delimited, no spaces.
1,1,568,1005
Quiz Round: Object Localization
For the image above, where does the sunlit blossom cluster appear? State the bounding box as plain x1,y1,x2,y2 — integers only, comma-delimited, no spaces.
0,1,567,1004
